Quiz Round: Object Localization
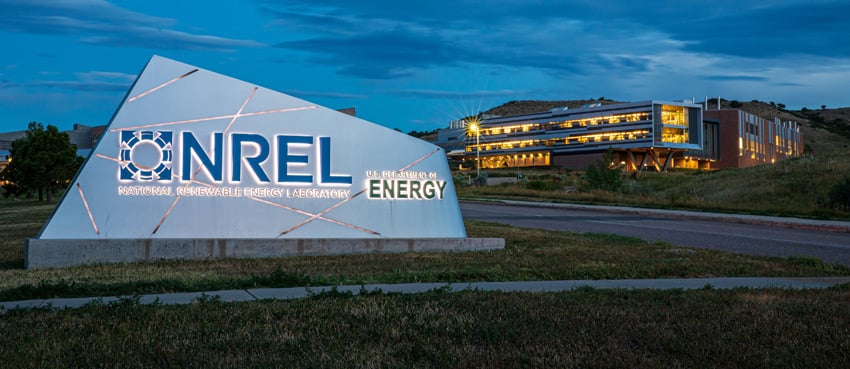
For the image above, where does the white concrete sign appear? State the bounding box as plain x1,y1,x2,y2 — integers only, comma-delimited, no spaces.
38,56,466,239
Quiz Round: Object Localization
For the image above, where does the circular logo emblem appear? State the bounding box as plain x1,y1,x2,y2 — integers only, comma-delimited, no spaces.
119,130,173,181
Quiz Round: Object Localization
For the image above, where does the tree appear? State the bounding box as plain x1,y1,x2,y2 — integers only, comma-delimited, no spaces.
582,148,623,192
407,129,439,138
0,122,81,203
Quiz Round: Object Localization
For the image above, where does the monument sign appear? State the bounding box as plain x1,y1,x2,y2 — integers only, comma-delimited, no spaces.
25,56,502,269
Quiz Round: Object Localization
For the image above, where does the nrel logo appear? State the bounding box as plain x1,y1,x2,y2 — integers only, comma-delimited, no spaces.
120,130,173,181
118,130,352,185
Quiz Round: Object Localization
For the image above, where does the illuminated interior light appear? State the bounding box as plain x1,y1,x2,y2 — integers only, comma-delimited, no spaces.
95,153,121,163
152,196,181,235
249,196,379,235
128,69,199,103
76,183,99,235
398,148,440,172
152,86,271,234
279,188,367,236
280,148,440,236
223,87,258,133
112,105,318,133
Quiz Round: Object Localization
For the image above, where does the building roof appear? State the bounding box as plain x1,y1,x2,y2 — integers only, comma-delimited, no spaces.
482,100,701,126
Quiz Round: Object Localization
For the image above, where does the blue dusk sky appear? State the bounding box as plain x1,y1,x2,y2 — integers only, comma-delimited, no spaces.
1,0,848,134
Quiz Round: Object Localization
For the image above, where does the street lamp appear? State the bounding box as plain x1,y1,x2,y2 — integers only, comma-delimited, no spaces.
466,118,481,179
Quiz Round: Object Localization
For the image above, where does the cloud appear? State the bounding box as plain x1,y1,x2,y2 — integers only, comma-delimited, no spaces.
553,0,850,59
0,0,263,51
0,0,172,33
771,82,806,87
283,89,366,99
80,29,264,51
75,71,136,81
264,1,693,79
277,28,465,79
0,70,135,92
25,80,130,92
262,0,850,80
701,75,769,82
388,88,525,99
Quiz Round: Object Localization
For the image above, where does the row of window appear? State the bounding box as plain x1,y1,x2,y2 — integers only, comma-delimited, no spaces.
660,106,689,127
480,111,652,136
466,129,652,153
477,152,551,169
738,112,801,160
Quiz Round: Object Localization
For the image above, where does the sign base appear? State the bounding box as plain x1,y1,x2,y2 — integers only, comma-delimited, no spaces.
25,238,505,269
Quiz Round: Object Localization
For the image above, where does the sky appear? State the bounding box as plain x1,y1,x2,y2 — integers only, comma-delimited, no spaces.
1,0,849,134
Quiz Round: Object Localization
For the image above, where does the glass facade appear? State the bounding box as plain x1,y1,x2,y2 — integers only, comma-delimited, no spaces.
660,104,689,144
464,101,702,169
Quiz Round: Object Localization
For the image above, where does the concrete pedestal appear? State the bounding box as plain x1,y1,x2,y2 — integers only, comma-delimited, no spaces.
24,238,505,269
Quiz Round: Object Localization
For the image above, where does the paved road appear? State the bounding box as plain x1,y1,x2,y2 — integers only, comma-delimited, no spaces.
461,201,850,266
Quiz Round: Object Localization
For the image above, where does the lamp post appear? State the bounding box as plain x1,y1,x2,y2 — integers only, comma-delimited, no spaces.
466,118,481,179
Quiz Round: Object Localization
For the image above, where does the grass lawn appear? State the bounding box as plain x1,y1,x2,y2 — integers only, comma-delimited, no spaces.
2,199,849,367
1,287,848,368
1,199,848,301
457,154,850,220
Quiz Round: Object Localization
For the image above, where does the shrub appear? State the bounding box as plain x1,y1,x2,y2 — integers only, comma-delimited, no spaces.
525,180,561,191
474,171,488,186
826,176,850,211
582,149,623,192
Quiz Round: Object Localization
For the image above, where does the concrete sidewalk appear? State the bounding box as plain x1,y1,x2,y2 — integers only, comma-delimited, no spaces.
473,199,850,232
4,277,849,312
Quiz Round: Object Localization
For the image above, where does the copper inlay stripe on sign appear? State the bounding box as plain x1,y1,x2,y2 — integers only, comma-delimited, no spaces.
109,106,317,132
77,183,100,235
127,69,199,103
277,148,442,236
248,197,379,235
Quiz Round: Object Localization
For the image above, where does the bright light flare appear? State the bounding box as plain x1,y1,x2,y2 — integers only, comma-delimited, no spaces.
466,118,481,135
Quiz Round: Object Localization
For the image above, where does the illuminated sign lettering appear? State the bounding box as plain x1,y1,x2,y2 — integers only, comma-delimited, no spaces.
367,180,446,200
176,131,351,185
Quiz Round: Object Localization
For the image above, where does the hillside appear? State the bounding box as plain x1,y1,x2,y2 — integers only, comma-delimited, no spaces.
483,98,623,117
479,98,850,155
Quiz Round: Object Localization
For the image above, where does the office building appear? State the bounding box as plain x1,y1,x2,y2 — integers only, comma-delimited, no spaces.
464,100,703,171
702,109,802,168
